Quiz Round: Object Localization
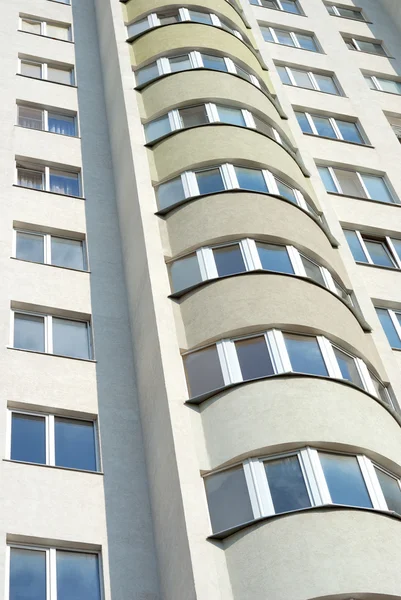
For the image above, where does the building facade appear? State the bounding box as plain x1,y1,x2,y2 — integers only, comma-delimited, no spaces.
3,0,401,598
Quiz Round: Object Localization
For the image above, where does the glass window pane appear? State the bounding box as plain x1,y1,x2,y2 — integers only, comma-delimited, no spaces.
170,254,202,292
53,318,90,359
390,238,401,262
276,179,296,202
344,230,368,263
50,170,80,196
377,78,401,94
375,468,401,514
297,33,317,51
179,105,208,128
47,23,71,40
313,116,336,138
320,452,372,507
55,418,96,470
357,40,386,55
189,10,212,24
158,10,180,25
253,115,274,137
14,313,45,352
284,334,328,376
334,168,366,197
51,237,85,270
18,106,43,130
337,120,363,143
21,18,42,34
201,54,228,71
364,240,394,267
257,243,294,273
261,0,278,7
16,232,44,263
235,336,274,380
333,347,363,387
196,168,225,195
48,113,76,136
205,467,254,532
281,0,301,14
184,346,225,396
169,55,191,72
275,29,295,46
21,61,42,78
376,308,401,349
18,167,44,190
136,62,159,85
157,177,185,210
338,7,363,19
314,73,339,94
276,66,292,85
361,174,393,203
216,106,246,126
262,28,275,42
48,66,72,85
235,167,268,192
10,548,47,600
57,551,101,600
292,69,314,88
145,115,171,142
11,413,46,464
213,244,246,277
296,112,313,134
127,18,150,37
265,455,311,513
318,166,337,192
301,256,326,286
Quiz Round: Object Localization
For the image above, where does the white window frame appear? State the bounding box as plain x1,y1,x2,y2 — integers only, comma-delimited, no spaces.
297,112,365,143
351,230,401,268
279,65,339,94
377,307,401,347
5,545,103,600
252,0,301,14
326,3,365,20
18,58,74,84
17,104,77,136
264,26,318,51
19,16,72,41
13,229,87,270
16,163,81,196
7,408,100,470
321,166,395,203
366,75,401,94
11,310,93,358
344,36,386,55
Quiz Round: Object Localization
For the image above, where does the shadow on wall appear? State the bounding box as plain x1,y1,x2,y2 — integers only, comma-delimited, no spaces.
71,0,160,598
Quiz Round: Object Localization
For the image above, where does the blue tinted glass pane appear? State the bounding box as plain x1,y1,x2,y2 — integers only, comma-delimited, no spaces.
216,106,246,126
57,551,101,600
14,313,45,352
51,238,84,270
313,116,336,138
262,28,274,42
391,238,401,262
201,54,228,71
314,73,338,94
169,55,191,72
205,467,254,532
276,179,296,202
375,467,401,514
157,177,185,210
337,120,363,143
256,243,294,273
343,230,368,262
53,319,90,359
276,29,295,46
50,171,79,196
235,167,268,192
235,336,274,380
144,116,171,142
281,0,300,13
297,34,317,51
318,167,337,192
16,232,44,263
295,112,313,134
213,245,246,276
376,308,401,349
378,78,401,94
48,114,75,136
276,66,291,84
284,334,328,376
196,169,225,194
333,348,363,387
362,175,393,203
10,548,46,600
11,414,46,464
184,346,225,396
55,418,97,471
320,453,372,507
170,255,202,292
265,456,311,513
136,63,158,85
364,240,394,267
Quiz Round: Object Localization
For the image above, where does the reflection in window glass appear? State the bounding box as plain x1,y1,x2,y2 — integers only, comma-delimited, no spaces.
315,73,339,94
14,313,45,352
376,308,401,349
344,230,368,263
57,551,101,600
201,54,228,71
16,232,44,263
184,346,225,396
235,336,274,380
180,105,208,128
297,33,317,52
157,177,185,210
364,240,394,267
216,105,246,126
362,174,393,203
189,10,212,24
170,254,202,292
10,548,47,600
296,112,313,134
320,452,372,507
169,55,191,72
55,418,97,471
276,179,296,203
213,244,246,277
265,455,311,513
204,467,254,532
11,413,46,464
52,318,90,359
48,113,75,136
337,120,363,143
257,243,294,273
145,115,171,142
313,116,336,138
235,167,268,192
301,256,325,286
196,168,225,195
333,347,363,387
375,467,401,514
51,238,85,270
284,334,328,376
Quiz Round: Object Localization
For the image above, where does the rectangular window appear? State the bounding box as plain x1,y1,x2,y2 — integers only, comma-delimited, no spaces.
375,467,401,513
213,244,246,277
365,74,401,95
17,162,81,197
10,410,98,471
19,59,74,85
264,455,311,512
296,112,365,144
318,166,395,203
12,312,92,359
344,230,401,268
376,308,401,349
256,243,294,273
284,334,328,376
250,0,302,14
9,546,101,600
170,254,203,292
15,230,86,270
18,105,76,136
20,16,72,41
262,27,319,52
235,336,274,380
276,65,340,94
184,345,225,397
204,466,254,532
50,169,80,196
180,105,209,127
326,4,365,20
319,452,372,507
343,36,387,55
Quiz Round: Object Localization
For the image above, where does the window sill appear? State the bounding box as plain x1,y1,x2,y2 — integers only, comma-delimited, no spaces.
329,15,371,23
280,82,345,97
253,5,306,17
16,74,77,88
355,261,401,273
208,503,401,540
266,41,324,54
15,125,80,139
3,458,103,475
10,256,90,274
7,346,96,363
47,0,71,4
327,191,400,206
303,132,373,147
13,184,84,200
18,30,74,44
348,49,393,59
185,372,393,412
369,87,401,97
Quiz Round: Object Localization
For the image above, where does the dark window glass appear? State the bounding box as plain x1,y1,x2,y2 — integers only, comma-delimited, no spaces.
375,467,401,514
213,244,246,277
204,467,254,532
170,254,202,292
196,168,225,195
376,308,401,349
257,243,294,273
333,347,363,387
55,418,97,471
184,346,225,396
10,548,47,600
284,334,328,376
235,167,268,192
16,232,44,263
179,105,208,128
344,230,368,263
235,336,274,380
320,452,372,507
57,551,101,600
14,313,45,352
188,10,212,24
301,256,325,286
11,413,46,464
265,455,311,513
157,177,185,210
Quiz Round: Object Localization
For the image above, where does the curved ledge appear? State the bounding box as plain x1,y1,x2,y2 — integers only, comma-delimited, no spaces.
170,269,370,331
208,503,401,540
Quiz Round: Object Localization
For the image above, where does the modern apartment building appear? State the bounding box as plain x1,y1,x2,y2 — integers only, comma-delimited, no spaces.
4,0,401,597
